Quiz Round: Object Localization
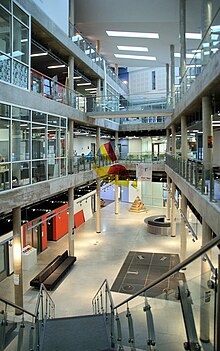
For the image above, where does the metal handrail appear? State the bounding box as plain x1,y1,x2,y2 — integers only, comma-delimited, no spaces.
34,283,55,317
114,234,220,310
92,278,114,309
0,296,35,318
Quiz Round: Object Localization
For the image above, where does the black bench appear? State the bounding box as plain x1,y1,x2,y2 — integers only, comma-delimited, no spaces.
30,250,76,290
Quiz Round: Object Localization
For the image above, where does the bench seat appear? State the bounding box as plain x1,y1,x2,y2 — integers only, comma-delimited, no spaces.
30,250,76,290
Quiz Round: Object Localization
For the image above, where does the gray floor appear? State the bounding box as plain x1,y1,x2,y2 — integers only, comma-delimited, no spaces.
0,202,217,350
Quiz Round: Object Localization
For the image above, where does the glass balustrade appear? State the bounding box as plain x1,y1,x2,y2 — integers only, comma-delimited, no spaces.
166,154,220,207
176,7,220,103
93,245,219,351
0,284,55,351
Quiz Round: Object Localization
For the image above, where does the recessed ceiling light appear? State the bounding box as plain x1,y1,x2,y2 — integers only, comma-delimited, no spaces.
174,53,195,58
185,33,202,40
114,54,156,61
106,31,159,39
31,52,48,57
73,76,82,79
85,88,97,91
48,64,65,69
77,82,92,86
117,46,149,52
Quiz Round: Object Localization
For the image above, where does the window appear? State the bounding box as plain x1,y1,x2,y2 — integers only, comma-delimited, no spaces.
152,70,156,90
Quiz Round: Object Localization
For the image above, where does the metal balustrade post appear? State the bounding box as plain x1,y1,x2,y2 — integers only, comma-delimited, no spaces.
100,291,104,313
17,314,25,351
115,310,124,350
105,284,108,316
143,295,156,347
0,310,7,351
126,304,136,351
97,296,100,314
110,306,116,349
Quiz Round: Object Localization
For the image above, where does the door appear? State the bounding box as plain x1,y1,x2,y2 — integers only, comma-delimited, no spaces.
0,244,8,282
32,220,43,254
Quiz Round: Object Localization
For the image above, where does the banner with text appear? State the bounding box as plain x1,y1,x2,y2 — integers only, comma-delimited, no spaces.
136,163,152,182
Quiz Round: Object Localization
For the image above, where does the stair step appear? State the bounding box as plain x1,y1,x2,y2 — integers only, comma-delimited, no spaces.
42,314,112,351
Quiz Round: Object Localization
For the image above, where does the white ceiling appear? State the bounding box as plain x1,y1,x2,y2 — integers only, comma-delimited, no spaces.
75,0,219,70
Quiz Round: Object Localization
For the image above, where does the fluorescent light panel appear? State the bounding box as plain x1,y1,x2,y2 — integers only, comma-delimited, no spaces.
73,76,82,79
174,53,195,58
77,82,92,86
114,53,156,61
48,64,65,69
106,30,159,39
117,45,148,52
31,52,48,57
85,88,97,91
185,32,202,39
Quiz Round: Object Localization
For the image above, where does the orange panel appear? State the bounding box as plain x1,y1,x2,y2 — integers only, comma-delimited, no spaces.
74,210,85,228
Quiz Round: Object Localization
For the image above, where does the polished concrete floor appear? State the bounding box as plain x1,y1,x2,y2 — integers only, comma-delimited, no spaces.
0,201,217,350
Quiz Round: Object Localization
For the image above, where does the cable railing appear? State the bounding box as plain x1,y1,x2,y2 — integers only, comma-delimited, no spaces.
0,283,55,351
93,236,220,350
166,154,220,206
176,7,220,103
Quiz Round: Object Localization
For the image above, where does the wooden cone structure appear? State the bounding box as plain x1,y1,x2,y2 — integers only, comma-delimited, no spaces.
129,196,147,213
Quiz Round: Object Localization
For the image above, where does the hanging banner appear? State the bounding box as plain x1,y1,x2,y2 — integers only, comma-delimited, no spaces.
136,163,152,181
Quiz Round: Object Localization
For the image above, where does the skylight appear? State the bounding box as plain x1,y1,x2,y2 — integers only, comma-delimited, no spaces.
117,46,149,52
106,31,159,39
114,54,156,61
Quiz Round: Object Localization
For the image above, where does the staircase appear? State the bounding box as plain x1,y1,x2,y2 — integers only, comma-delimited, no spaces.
41,314,112,351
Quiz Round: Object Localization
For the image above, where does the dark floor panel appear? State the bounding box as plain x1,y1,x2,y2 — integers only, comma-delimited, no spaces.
111,251,185,300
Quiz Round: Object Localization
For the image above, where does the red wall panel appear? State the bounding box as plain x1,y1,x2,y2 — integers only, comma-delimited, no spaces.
74,210,85,228
53,204,68,241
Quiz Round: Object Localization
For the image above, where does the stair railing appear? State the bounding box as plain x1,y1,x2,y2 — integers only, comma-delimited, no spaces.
0,283,55,351
93,235,220,350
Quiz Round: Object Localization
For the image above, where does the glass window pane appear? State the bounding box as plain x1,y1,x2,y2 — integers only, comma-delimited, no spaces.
0,103,10,117
13,60,28,88
61,158,66,176
12,121,30,161
0,162,10,191
48,115,60,126
48,127,59,158
61,118,67,127
60,130,66,157
0,0,10,11
0,7,11,54
12,161,30,187
0,54,11,82
12,106,30,121
13,19,29,64
32,160,46,183
0,118,10,161
48,159,60,179
32,111,46,124
32,124,46,159
13,3,29,26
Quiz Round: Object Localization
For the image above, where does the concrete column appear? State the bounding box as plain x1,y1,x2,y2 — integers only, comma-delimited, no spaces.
68,56,74,106
96,126,100,154
115,131,119,158
179,0,186,93
166,63,169,103
181,115,188,160
68,119,74,173
179,194,187,262
96,178,101,233
166,128,170,154
115,174,119,214
171,125,176,156
68,187,74,256
202,96,213,169
171,181,176,237
96,40,101,101
200,219,212,342
115,63,118,77
170,44,175,109
13,206,23,313
201,0,212,65
69,0,75,35
166,175,171,221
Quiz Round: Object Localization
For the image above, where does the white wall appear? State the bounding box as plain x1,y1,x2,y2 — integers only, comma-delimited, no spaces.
128,67,166,96
213,130,220,165
73,136,111,155
141,137,152,153
32,0,69,34
74,191,95,222
128,138,142,154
